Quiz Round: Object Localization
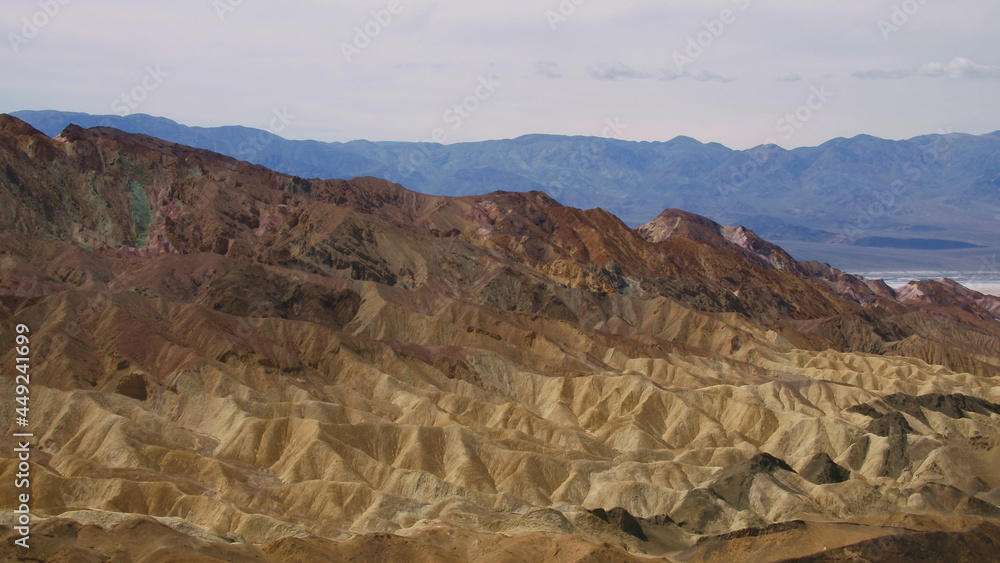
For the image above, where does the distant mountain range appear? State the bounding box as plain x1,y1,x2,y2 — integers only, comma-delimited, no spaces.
13,110,1000,272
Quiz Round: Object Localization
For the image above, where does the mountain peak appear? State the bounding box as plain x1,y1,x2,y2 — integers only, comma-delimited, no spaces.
0,113,46,137
636,208,724,244
665,134,705,146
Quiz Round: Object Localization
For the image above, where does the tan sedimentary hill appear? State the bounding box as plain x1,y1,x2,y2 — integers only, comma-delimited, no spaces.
0,114,999,561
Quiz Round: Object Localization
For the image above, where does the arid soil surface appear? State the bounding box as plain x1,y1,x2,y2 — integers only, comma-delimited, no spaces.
1,115,999,561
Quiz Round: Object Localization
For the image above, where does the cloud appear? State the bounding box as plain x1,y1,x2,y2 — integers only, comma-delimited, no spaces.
852,69,914,80
536,61,562,79
660,69,735,83
587,63,734,83
919,57,999,78
776,71,802,82
4,1,999,148
587,62,653,81
854,57,1000,80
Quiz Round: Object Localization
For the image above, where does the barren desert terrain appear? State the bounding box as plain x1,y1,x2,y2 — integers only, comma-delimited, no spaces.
1,116,999,561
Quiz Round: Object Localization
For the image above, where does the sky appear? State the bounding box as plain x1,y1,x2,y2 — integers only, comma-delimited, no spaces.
2,0,1000,149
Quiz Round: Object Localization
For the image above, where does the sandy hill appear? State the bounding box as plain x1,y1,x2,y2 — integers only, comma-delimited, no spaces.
1,114,999,561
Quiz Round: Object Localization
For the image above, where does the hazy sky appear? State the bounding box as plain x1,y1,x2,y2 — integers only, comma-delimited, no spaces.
3,0,999,148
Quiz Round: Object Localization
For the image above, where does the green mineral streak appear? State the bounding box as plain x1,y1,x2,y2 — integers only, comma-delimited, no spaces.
127,179,152,247
187,167,203,178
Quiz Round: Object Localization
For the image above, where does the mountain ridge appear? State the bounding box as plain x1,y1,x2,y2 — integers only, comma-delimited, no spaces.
2,114,1000,561
12,111,1000,275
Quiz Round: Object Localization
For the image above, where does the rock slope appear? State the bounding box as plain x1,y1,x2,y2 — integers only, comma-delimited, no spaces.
1,115,998,561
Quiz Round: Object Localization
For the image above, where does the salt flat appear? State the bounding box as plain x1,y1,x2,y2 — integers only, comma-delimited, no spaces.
857,272,1000,296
